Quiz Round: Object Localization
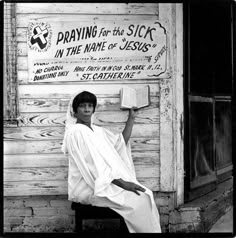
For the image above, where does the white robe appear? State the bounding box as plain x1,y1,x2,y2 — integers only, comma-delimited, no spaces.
64,123,161,233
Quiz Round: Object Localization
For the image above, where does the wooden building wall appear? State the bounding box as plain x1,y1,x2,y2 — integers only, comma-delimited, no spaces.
4,3,164,196
4,2,18,121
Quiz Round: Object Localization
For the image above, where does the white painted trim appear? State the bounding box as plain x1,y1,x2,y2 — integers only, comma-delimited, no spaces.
175,3,184,207
159,4,175,191
159,4,184,204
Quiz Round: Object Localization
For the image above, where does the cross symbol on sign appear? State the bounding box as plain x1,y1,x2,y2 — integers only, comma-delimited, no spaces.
30,26,49,49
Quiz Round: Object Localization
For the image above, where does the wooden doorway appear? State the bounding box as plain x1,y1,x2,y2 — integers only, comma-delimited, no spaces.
184,0,233,201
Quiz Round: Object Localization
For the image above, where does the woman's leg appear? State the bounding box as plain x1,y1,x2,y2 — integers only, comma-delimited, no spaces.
91,186,161,232
115,191,161,233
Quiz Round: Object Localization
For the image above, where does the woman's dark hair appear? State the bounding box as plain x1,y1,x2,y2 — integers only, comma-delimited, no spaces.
72,91,97,113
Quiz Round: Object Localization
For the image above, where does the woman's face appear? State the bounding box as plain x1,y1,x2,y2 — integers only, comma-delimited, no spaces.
75,102,94,123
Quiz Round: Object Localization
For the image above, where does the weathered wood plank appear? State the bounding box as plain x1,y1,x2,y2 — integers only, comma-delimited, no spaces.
138,178,159,191
4,177,159,196
4,167,68,182
17,109,159,127
16,3,158,15
17,70,28,84
132,151,159,166
4,127,65,140
16,14,158,28
4,181,68,196
4,165,159,182
4,152,159,169
4,154,68,168
18,112,66,127
19,98,70,113
18,83,160,98
4,140,63,155
16,28,27,42
17,42,26,56
17,56,26,70
4,138,159,154
4,124,159,140
131,138,159,152
19,97,159,112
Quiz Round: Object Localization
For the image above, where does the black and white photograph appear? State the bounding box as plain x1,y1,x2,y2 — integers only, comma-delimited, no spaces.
2,0,234,235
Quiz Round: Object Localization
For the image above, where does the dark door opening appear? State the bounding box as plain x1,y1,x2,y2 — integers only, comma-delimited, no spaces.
184,0,233,201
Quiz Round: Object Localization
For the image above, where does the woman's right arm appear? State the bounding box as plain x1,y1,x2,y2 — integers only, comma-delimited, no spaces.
122,108,136,144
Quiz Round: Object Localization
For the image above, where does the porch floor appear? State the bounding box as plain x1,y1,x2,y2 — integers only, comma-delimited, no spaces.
209,206,233,233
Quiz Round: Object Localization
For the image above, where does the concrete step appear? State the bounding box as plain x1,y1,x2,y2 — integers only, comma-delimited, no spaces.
169,177,233,233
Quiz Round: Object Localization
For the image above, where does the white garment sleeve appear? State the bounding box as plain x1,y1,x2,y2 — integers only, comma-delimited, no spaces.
102,128,136,178
67,125,126,197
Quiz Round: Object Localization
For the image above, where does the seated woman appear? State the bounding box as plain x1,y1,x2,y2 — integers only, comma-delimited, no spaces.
62,91,161,233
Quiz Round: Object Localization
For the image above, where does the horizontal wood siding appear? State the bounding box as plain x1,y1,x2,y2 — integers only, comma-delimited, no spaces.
4,138,159,154
18,97,159,112
15,3,159,15
17,109,159,126
18,84,159,97
4,3,161,196
4,178,159,196
5,166,159,182
4,124,159,140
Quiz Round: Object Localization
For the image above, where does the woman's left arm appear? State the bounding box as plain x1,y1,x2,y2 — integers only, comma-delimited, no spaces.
122,108,137,144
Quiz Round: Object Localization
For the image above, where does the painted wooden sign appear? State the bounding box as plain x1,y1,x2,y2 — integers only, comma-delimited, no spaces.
27,19,168,82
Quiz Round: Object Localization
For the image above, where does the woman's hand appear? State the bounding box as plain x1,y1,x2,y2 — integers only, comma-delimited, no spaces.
128,107,137,121
122,181,146,195
112,179,146,195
